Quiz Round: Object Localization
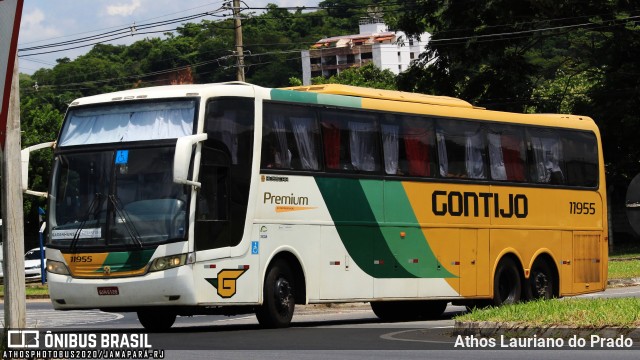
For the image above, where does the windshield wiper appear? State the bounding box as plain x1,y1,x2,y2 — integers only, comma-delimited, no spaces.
109,195,143,248
70,193,103,251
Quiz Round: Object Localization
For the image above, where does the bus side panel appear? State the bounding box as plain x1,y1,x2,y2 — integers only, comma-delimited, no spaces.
489,229,562,287
319,225,373,300
192,246,261,304
257,223,321,302
461,228,491,297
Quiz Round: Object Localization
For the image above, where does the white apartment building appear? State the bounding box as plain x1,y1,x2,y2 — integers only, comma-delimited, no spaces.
301,18,431,85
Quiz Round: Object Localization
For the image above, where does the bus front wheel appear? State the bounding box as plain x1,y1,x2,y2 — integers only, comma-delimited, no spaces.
256,260,295,328
137,309,176,332
493,257,522,306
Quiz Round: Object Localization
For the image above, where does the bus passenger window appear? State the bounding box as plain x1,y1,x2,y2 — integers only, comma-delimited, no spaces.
487,126,526,182
437,120,486,179
528,130,565,185
562,131,598,187
381,114,435,177
262,103,320,171
320,109,380,173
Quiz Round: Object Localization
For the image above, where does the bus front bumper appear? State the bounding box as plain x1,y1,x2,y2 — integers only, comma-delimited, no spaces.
47,265,197,310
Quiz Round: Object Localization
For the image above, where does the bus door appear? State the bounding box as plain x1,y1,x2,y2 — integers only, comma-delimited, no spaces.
194,145,232,256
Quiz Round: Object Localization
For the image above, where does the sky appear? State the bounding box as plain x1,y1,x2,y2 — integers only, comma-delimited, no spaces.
17,0,320,74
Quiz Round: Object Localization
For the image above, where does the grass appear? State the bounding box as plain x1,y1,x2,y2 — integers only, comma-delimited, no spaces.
0,283,49,297
608,241,640,279
456,298,640,327
608,259,640,279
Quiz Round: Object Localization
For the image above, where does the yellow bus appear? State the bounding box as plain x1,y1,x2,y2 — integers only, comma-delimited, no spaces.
22,82,607,330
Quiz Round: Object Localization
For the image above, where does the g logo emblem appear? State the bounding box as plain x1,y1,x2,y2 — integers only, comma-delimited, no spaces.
206,269,247,298
103,266,111,275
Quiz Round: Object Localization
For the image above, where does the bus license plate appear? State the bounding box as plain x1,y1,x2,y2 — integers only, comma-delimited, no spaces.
97,286,119,296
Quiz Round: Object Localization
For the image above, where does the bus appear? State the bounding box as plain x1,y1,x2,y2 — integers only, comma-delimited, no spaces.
22,82,607,331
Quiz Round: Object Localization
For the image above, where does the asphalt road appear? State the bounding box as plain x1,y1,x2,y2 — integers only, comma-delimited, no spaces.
2,286,640,359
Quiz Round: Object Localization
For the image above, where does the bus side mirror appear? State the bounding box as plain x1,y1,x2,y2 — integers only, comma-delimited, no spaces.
174,134,208,188
21,141,56,198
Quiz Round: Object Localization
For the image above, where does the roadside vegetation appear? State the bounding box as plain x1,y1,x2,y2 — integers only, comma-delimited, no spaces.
0,284,48,297
457,298,640,327
608,242,640,279
609,260,640,280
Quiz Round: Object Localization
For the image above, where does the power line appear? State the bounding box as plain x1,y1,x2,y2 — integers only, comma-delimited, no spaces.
19,9,229,57
19,0,228,46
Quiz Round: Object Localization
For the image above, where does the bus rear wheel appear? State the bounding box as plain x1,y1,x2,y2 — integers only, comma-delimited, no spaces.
526,260,555,300
137,309,176,332
493,257,522,306
256,260,295,328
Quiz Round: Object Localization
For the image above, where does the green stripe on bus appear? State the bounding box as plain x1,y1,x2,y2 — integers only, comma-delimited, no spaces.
270,89,319,104
270,89,362,109
100,249,155,272
379,182,454,278
315,177,454,279
317,93,361,108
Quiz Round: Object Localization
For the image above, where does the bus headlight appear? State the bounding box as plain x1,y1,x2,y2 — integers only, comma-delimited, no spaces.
47,260,70,275
148,253,194,272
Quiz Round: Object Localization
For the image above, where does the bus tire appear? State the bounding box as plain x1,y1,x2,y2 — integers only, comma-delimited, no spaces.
256,260,295,328
526,259,555,300
371,300,446,321
416,300,448,319
137,309,176,332
493,257,521,306
371,301,401,321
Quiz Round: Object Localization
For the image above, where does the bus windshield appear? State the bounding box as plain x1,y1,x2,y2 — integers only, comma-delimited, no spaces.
48,146,188,249
59,100,196,146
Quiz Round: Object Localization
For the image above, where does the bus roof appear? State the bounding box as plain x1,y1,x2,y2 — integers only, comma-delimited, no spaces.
285,84,475,109
66,82,596,131
67,82,257,107
281,84,596,131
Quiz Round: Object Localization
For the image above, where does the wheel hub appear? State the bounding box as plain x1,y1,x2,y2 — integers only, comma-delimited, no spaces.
275,278,292,311
534,272,549,297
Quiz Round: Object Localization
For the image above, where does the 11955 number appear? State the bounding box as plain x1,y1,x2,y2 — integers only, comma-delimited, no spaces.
569,201,596,215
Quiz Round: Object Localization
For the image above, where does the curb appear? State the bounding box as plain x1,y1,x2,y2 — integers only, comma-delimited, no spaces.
607,278,640,287
454,320,640,338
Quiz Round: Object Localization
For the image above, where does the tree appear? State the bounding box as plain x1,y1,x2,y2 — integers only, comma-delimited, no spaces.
19,74,64,240
391,1,614,111
311,62,397,90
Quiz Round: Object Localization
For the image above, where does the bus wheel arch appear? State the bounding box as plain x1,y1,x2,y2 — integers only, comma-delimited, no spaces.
525,253,559,300
256,252,306,328
492,254,524,306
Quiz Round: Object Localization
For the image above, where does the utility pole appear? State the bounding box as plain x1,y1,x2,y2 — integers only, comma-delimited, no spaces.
2,54,27,330
1,0,27,334
232,0,245,82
